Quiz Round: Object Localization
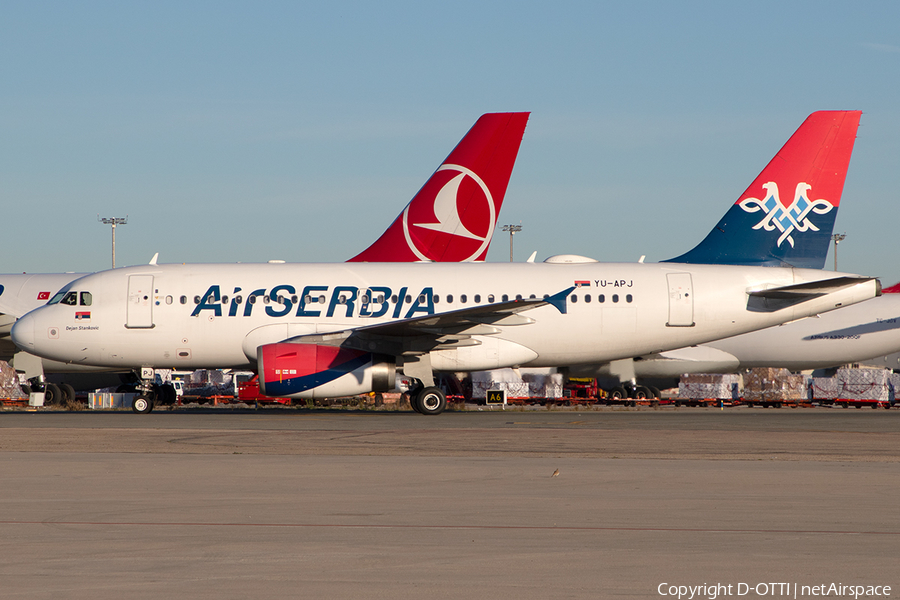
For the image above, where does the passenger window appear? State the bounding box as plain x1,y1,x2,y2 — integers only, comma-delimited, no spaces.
61,292,78,306
405,294,412,304
461,294,467,304
80,292,92,306
221,295,229,304
391,295,398,303
338,295,346,305
529,294,536,299
447,294,453,303
599,294,605,303
249,295,257,304
291,295,298,304
626,294,633,303
376,294,384,303
194,296,201,305
318,295,326,304
165,296,173,305
180,296,187,305
361,294,370,304
584,294,591,303
515,294,523,301
543,294,549,299
432,295,439,304
474,294,481,303
612,294,619,303
502,294,508,302
263,295,270,304
235,295,242,304
488,294,495,303
418,294,426,303
570,294,577,303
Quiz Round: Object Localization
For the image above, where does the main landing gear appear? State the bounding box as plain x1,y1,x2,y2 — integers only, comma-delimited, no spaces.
409,385,447,415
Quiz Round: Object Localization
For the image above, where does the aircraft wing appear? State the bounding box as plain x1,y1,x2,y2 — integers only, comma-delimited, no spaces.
281,286,574,355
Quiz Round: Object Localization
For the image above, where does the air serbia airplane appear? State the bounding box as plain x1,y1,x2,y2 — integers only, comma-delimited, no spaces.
0,112,530,404
10,112,881,414
567,111,900,390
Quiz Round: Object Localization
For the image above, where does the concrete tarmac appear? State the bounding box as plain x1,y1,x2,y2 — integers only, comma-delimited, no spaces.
1,408,898,599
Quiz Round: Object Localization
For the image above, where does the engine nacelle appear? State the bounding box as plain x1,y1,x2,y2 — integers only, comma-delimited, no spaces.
258,343,395,399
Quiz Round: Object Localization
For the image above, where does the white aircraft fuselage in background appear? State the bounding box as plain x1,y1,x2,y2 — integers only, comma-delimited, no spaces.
13,262,878,380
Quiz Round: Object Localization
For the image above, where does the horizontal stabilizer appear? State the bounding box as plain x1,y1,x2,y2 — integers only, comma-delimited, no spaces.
749,276,879,300
747,276,879,312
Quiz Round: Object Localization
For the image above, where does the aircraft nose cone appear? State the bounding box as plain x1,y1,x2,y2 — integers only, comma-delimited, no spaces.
10,313,36,351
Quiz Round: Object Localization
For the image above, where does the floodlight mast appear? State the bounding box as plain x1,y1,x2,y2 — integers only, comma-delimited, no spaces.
501,224,523,262
98,215,128,268
831,233,846,271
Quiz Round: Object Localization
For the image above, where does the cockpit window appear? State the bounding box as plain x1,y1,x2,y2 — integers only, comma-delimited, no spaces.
48,291,68,305
60,292,78,306
80,292,92,306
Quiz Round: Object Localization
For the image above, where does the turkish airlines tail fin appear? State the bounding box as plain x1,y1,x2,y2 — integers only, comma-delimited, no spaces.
665,110,861,269
348,112,529,262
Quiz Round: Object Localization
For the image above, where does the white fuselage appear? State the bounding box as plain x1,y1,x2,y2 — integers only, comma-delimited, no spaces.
11,262,878,373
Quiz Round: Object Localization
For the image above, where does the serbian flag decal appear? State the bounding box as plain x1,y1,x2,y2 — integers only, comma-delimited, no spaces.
75,311,90,320
574,280,591,288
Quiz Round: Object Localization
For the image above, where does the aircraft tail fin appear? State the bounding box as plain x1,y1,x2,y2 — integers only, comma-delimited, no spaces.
664,110,861,269
348,112,529,262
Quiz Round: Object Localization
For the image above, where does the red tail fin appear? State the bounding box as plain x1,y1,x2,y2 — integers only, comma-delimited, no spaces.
348,112,529,262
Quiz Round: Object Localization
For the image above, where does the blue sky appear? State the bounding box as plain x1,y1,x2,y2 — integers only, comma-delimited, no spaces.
2,1,899,282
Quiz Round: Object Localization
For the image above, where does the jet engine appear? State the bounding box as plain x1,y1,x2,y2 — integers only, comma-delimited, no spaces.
258,343,395,399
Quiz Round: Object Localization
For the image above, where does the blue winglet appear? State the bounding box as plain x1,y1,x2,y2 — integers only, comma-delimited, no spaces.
546,286,574,315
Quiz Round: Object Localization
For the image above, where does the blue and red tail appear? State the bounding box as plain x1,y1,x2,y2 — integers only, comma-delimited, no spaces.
665,111,861,269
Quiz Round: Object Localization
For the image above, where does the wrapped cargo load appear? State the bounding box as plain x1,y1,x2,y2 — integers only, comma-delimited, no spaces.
0,361,26,400
678,373,742,401
471,368,562,400
810,377,841,401
743,367,806,405
834,368,891,402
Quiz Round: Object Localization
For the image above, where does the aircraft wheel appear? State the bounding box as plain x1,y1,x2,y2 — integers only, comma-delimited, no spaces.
61,383,76,404
20,384,32,396
45,383,63,406
648,386,661,399
608,386,627,400
407,391,422,413
416,387,446,415
155,384,177,405
132,395,154,414
634,386,651,400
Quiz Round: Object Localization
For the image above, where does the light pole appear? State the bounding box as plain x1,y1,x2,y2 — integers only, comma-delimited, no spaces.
502,224,522,262
98,215,128,268
831,233,846,271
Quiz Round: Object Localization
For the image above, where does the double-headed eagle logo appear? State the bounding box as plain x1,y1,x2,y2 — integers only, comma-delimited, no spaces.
738,182,834,248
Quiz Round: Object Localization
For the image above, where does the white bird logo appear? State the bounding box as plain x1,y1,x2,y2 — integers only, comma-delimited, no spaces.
401,164,497,262
414,172,485,240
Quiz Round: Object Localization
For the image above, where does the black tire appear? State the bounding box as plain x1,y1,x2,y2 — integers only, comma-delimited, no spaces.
132,395,153,414
156,384,177,406
415,387,446,415
648,386,661,399
634,386,651,400
407,391,422,413
20,384,32,396
45,383,63,406
61,383,76,404
608,386,627,400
